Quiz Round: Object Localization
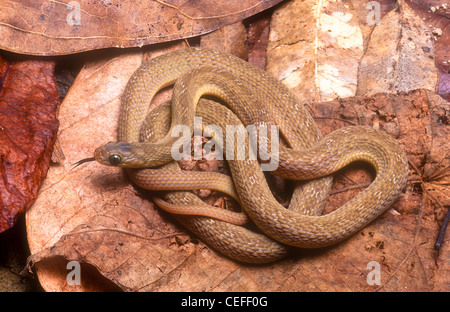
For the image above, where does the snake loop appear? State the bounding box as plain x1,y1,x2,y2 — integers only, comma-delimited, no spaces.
94,48,409,263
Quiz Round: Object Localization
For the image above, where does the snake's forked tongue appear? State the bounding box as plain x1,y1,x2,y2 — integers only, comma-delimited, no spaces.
71,157,96,169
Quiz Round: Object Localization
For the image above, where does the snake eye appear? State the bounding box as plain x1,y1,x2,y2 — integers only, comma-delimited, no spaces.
108,154,122,166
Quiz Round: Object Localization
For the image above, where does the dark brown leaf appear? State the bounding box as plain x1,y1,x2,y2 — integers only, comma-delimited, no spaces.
0,58,59,232
200,21,248,59
0,0,284,56
245,10,272,69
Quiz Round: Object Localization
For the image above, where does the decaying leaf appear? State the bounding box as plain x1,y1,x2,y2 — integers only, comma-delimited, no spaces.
0,57,59,233
356,1,438,96
349,0,397,49
200,21,248,59
0,0,283,56
245,12,272,69
266,0,364,103
26,49,144,254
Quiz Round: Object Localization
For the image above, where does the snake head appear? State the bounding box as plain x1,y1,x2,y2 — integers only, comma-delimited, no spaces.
94,142,134,167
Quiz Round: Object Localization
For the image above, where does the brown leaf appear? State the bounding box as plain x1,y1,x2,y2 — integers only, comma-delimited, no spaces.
200,22,248,59
0,0,283,56
26,48,145,255
266,0,364,103
245,10,272,69
356,1,438,96
349,0,397,49
0,57,59,233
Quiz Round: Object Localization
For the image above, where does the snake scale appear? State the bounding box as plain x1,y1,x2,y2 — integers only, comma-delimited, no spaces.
93,47,409,263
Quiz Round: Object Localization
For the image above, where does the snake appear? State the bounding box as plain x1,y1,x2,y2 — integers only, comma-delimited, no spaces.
92,47,409,263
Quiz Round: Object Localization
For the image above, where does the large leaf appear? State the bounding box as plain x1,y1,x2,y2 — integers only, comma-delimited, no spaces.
0,0,283,56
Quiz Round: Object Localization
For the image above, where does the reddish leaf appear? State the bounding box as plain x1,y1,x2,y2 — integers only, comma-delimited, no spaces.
245,11,272,69
0,57,59,232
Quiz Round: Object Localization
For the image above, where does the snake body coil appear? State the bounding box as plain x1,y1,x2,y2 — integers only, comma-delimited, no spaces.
94,47,409,263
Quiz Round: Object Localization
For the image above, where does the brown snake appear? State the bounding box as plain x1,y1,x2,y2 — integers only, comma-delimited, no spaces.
93,47,409,263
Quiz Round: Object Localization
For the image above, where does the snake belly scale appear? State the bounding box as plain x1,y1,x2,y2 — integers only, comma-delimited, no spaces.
93,47,409,263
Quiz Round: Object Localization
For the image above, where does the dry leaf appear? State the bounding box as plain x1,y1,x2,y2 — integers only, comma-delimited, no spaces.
356,1,438,96
200,22,248,59
0,57,59,233
349,0,397,49
0,0,283,56
26,49,144,254
266,0,364,103
245,11,272,69
26,44,203,291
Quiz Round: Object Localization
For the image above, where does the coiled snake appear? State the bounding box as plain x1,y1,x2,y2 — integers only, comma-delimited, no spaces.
93,47,409,263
